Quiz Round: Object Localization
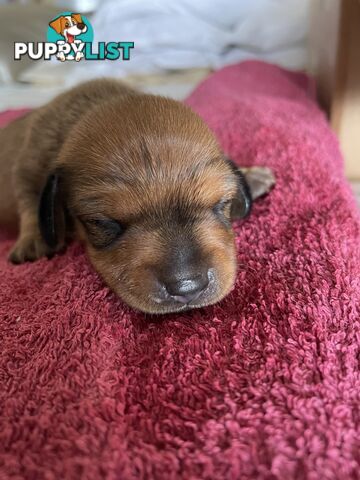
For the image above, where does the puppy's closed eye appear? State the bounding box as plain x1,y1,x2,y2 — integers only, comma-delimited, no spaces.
213,199,232,226
81,217,125,249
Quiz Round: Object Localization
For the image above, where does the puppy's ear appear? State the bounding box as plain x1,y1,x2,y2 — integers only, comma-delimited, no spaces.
39,173,66,249
72,13,82,23
225,158,252,219
49,17,63,34
238,166,275,200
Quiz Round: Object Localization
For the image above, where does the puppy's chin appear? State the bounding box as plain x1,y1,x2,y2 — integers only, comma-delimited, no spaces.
119,291,231,315
111,269,237,315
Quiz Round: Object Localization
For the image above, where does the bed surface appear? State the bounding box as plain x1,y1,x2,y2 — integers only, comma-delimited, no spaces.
1,61,359,479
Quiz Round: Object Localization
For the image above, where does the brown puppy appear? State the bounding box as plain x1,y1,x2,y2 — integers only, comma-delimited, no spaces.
0,79,274,314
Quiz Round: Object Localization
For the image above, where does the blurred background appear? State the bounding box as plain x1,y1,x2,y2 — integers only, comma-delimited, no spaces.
0,0,312,104
0,0,359,186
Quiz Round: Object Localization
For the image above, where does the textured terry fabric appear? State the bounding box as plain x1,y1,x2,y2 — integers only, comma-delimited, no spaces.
0,61,359,480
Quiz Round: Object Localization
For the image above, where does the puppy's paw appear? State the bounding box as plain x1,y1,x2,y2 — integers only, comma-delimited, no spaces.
56,52,66,62
75,51,83,62
240,166,275,200
9,235,54,264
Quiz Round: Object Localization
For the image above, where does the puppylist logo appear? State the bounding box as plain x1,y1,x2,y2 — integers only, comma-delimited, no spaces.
14,12,134,62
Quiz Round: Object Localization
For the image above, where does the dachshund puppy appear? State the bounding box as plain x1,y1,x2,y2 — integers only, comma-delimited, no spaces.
0,79,274,314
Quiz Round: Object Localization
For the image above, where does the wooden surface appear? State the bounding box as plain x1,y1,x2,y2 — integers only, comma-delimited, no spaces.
309,0,360,179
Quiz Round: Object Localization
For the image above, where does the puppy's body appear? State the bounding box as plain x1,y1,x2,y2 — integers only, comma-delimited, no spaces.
0,114,29,228
0,79,274,313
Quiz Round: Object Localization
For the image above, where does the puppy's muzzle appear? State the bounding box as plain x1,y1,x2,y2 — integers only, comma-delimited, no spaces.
77,23,86,31
153,241,213,307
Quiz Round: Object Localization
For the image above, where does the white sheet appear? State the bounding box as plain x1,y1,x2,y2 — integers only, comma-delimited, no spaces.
18,0,310,88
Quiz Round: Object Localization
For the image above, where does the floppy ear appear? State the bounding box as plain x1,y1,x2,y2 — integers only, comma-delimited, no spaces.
225,158,252,219
49,17,64,34
238,166,276,200
72,13,83,23
38,173,66,249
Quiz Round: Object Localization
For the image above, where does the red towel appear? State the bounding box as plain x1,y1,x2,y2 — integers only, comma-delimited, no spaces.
1,61,359,479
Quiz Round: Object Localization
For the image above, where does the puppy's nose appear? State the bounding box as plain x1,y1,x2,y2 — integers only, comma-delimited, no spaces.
77,23,86,30
165,272,209,304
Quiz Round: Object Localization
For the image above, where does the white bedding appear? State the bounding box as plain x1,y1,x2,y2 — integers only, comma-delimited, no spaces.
0,69,208,110
0,0,311,110
0,84,64,110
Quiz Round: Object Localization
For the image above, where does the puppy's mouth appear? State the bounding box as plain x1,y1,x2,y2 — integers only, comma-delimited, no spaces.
149,268,219,313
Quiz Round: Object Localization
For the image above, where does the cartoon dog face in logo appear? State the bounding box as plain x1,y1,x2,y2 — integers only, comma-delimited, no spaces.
49,13,87,62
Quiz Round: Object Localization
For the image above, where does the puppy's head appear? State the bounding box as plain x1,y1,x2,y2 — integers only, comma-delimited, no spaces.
39,95,251,314
49,14,87,38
